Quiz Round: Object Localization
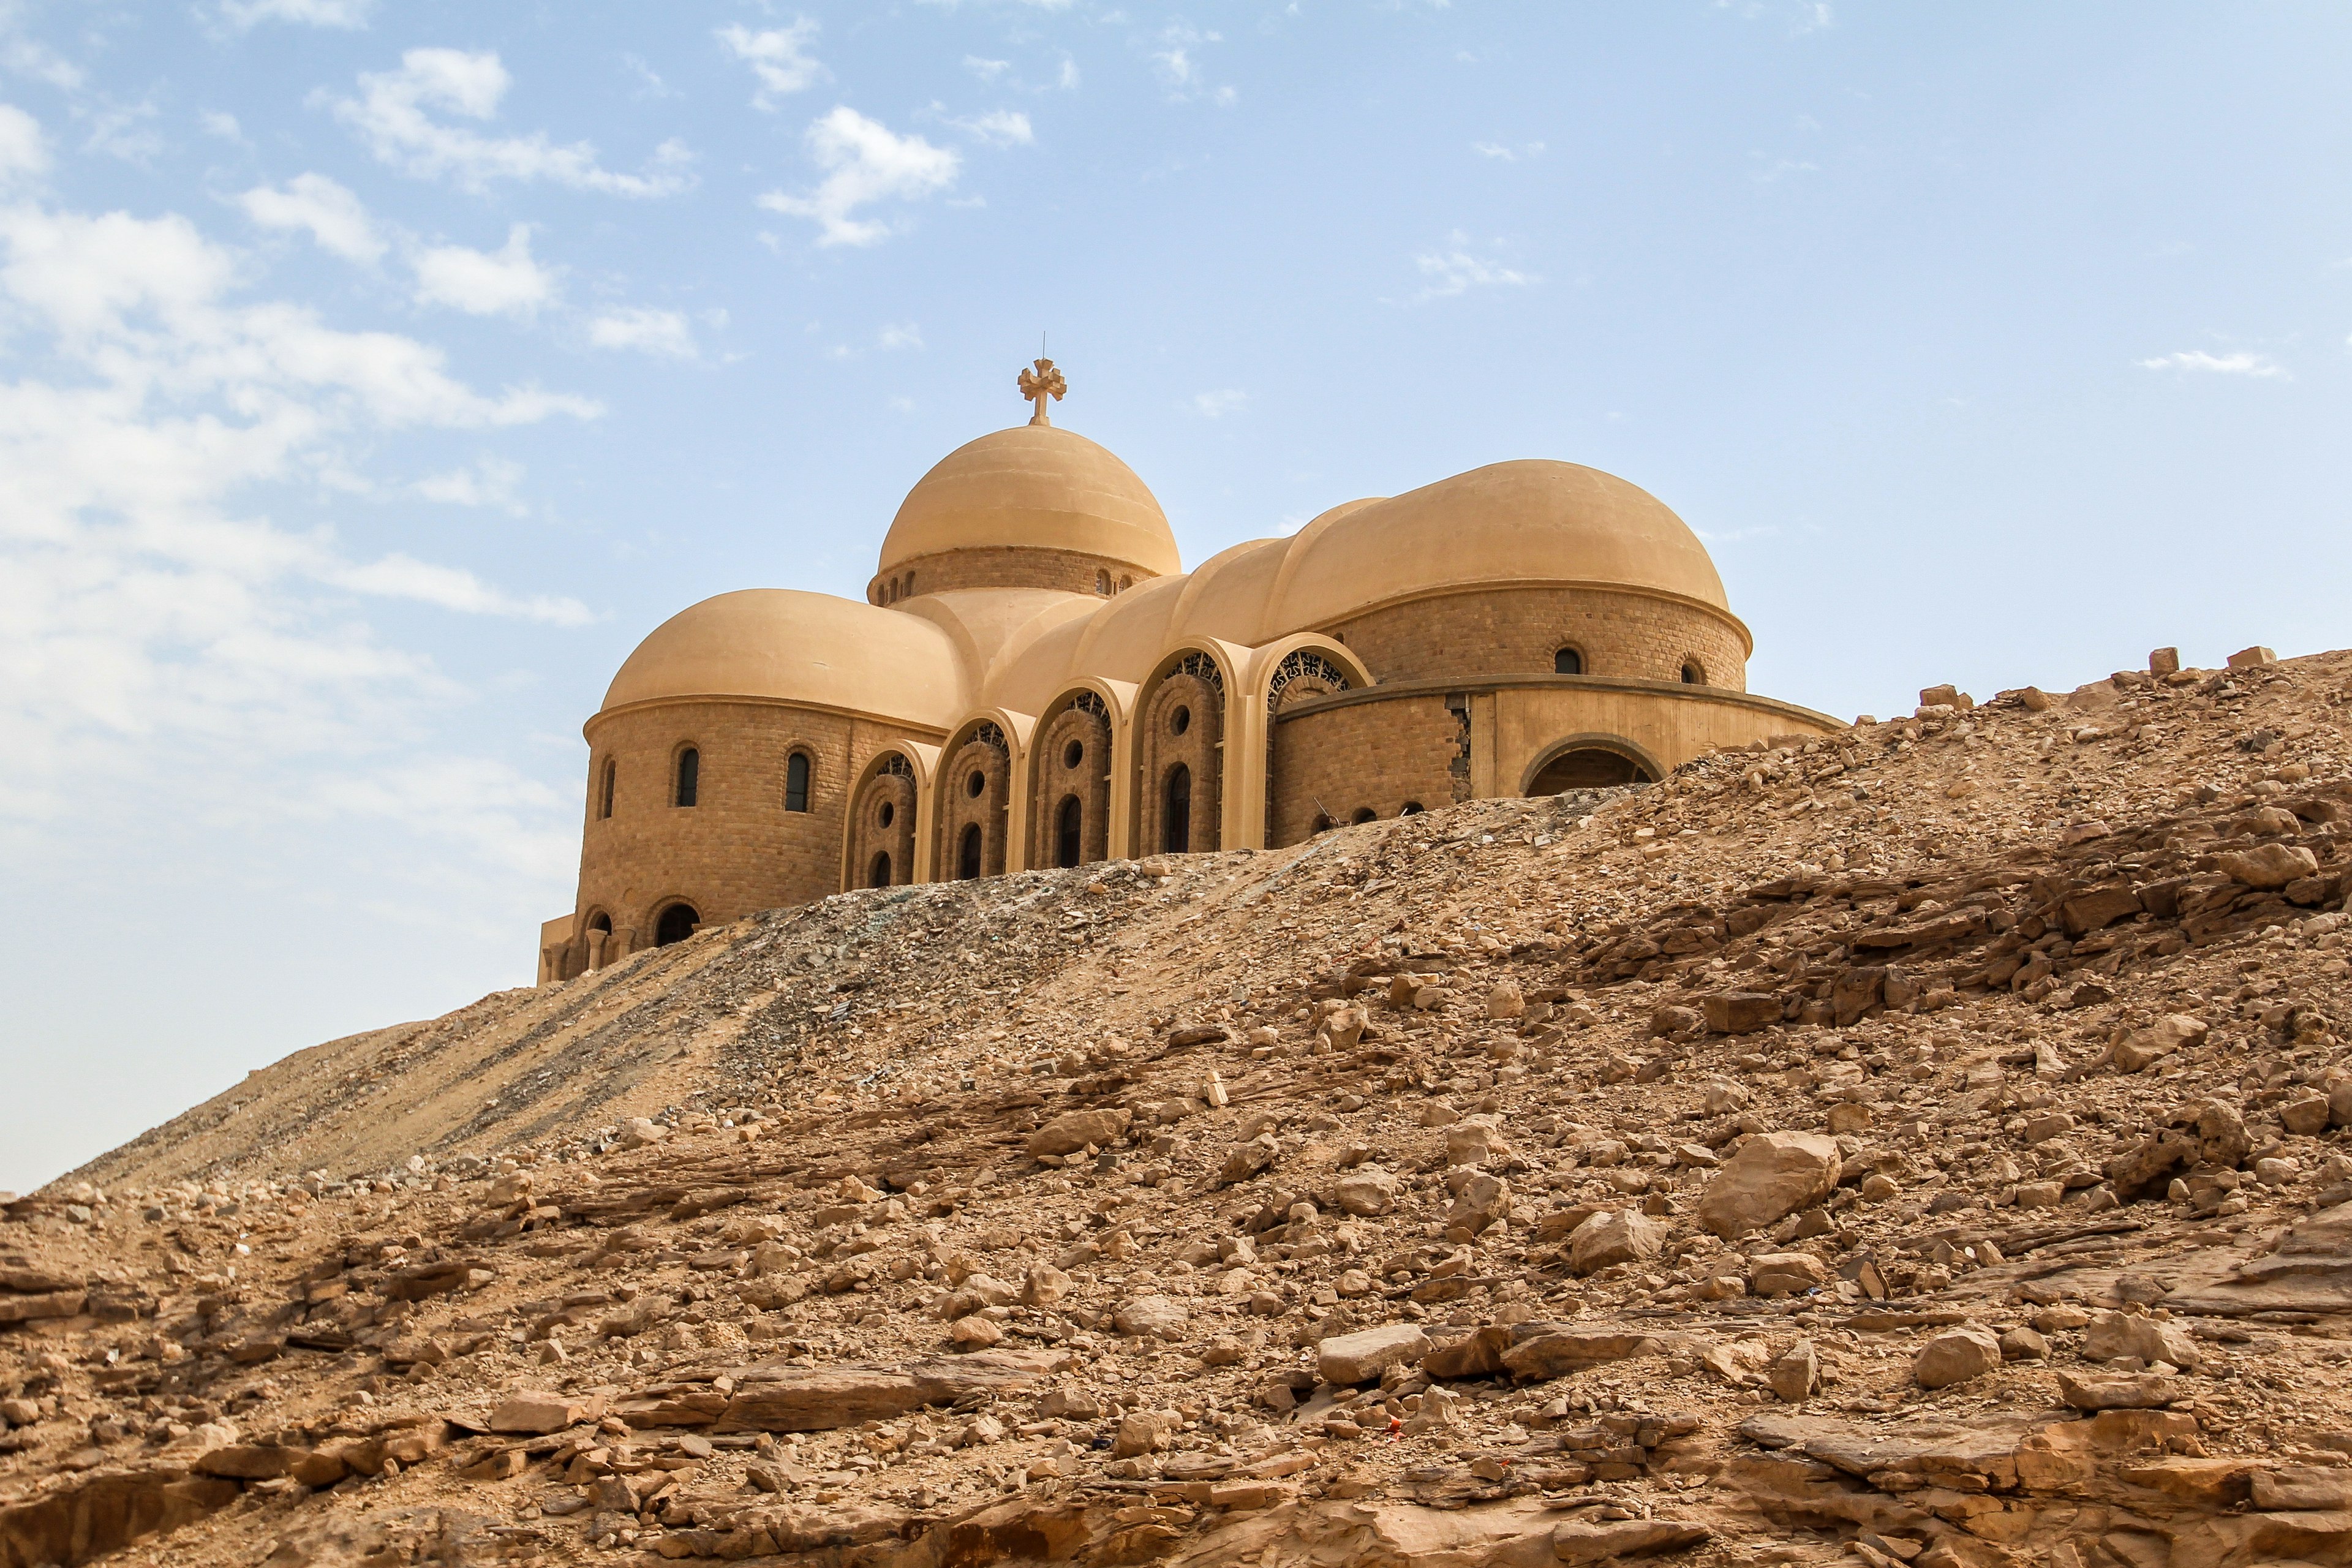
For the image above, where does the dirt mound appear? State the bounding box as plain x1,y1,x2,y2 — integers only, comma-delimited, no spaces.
10,646,2352,1568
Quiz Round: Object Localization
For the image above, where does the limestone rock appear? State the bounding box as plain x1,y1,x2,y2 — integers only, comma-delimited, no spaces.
1110,1409,1175,1458
1702,992,1782,1035
2113,1014,2208,1072
1912,1324,2002,1389
619,1117,666,1148
1112,1294,1191,1341
489,1391,605,1435
1316,1323,1428,1385
1026,1107,1132,1159
1444,1172,1511,1235
2214,842,2318,890
1335,1167,1399,1216
2083,1310,2200,1370
1768,1341,1819,1403
1501,1328,1659,1382
1551,1519,1711,1564
1697,1133,1842,1238
1749,1252,1831,1298
1566,1209,1664,1276
2057,1370,2182,1410
1485,981,1524,1020
1216,1133,1280,1186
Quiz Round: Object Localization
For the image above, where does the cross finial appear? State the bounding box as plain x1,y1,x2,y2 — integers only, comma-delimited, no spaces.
1017,358,1066,426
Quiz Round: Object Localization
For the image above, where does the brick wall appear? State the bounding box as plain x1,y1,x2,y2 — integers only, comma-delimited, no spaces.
869,546,1159,603
846,766,916,890
1332,586,1748,692
937,734,1011,879
568,701,934,976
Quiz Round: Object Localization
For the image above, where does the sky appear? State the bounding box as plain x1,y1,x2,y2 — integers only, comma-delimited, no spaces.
1,1,2348,1193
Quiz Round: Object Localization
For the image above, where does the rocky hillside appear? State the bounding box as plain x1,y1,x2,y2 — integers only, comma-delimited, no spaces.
10,644,2352,1568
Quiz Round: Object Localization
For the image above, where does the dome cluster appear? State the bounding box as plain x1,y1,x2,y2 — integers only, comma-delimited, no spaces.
542,369,1837,984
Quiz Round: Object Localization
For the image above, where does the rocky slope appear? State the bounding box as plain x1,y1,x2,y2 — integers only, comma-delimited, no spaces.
11,644,2352,1568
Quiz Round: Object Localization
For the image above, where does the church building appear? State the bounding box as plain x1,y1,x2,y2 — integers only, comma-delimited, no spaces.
538,363,1839,982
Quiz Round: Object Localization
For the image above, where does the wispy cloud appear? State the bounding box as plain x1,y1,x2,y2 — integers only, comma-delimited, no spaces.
1472,140,1544,161
1152,23,1232,105
2136,349,2288,379
330,48,693,197
412,224,556,317
587,306,695,358
238,173,386,263
221,0,373,27
878,322,922,350
716,20,826,110
1403,235,1536,301
1190,388,1248,417
416,455,525,512
954,108,1033,147
756,107,960,247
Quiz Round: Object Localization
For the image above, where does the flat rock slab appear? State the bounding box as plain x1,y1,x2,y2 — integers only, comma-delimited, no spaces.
620,1348,1069,1433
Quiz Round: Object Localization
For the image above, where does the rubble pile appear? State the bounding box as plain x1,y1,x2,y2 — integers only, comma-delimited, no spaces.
9,646,2352,1568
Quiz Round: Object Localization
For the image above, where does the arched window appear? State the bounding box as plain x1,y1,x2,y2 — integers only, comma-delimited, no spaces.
958,823,983,880
587,911,611,935
1057,794,1083,868
784,753,810,812
1400,801,1424,816
1164,765,1191,854
1118,575,1131,592
870,851,892,888
1681,659,1704,685
1063,738,1084,771
1095,569,1110,596
903,570,916,596
598,760,616,819
674,747,699,808
1555,647,1583,676
1352,807,1377,824
655,902,699,945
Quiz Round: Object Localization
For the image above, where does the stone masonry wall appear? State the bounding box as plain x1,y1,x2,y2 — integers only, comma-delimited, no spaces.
869,546,1159,603
1269,694,1461,846
1332,586,1748,692
573,701,935,971
1138,673,1223,855
1030,704,1112,868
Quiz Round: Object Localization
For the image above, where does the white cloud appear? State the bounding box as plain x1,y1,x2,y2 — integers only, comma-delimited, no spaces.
756,107,959,247
80,99,164,165
1152,23,1227,102
412,224,556,317
331,48,693,197
878,321,922,350
1189,388,1248,417
0,103,45,183
2,34,83,91
221,0,374,27
1472,140,1544,161
1058,57,1080,90
0,193,598,834
2136,350,2287,379
956,109,1033,147
717,20,826,110
416,454,524,511
587,306,695,358
1406,236,1535,301
964,56,1010,82
239,173,385,263
199,110,246,143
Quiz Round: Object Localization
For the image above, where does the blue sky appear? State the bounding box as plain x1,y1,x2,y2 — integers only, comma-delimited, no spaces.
2,1,2348,1190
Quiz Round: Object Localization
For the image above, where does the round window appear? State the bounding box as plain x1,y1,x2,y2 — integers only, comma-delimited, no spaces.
966,769,986,797
1171,704,1191,736
1063,739,1084,770
878,801,894,828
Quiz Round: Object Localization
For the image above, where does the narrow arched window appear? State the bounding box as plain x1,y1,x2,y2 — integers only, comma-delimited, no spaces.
1352,807,1377,824
784,753,810,812
1118,576,1131,592
958,823,983,880
1555,647,1583,676
598,760,616,819
1681,660,1704,685
904,571,916,596
1164,765,1191,854
1057,795,1083,869
871,851,892,888
1095,569,1110,596
674,747,699,808
1400,801,1424,816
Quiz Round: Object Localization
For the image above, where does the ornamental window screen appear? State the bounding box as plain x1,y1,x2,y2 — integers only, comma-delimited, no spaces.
876,753,913,780
1169,651,1223,692
1267,649,1352,713
971,721,1008,752
1068,690,1109,720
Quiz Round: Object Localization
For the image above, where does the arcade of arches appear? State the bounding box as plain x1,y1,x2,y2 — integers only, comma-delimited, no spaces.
538,361,1841,983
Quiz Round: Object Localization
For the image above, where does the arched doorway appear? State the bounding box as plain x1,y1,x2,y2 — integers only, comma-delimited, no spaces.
1164,765,1191,853
1528,746,1656,793
958,822,983,879
870,851,892,888
654,902,699,945
1056,794,1082,868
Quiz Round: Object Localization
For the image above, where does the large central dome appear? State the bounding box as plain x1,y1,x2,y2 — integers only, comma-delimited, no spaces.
873,424,1180,599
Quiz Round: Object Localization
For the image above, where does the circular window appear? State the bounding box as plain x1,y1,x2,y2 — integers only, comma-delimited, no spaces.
1171,704,1191,736
878,801,894,828
1063,739,1084,770
966,769,986,797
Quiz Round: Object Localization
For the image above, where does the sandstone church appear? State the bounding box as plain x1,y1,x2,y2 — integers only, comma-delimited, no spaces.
538,362,1838,983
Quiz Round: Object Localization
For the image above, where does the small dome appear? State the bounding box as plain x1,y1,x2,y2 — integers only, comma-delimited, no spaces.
878,424,1180,580
1268,460,1729,629
601,589,965,728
